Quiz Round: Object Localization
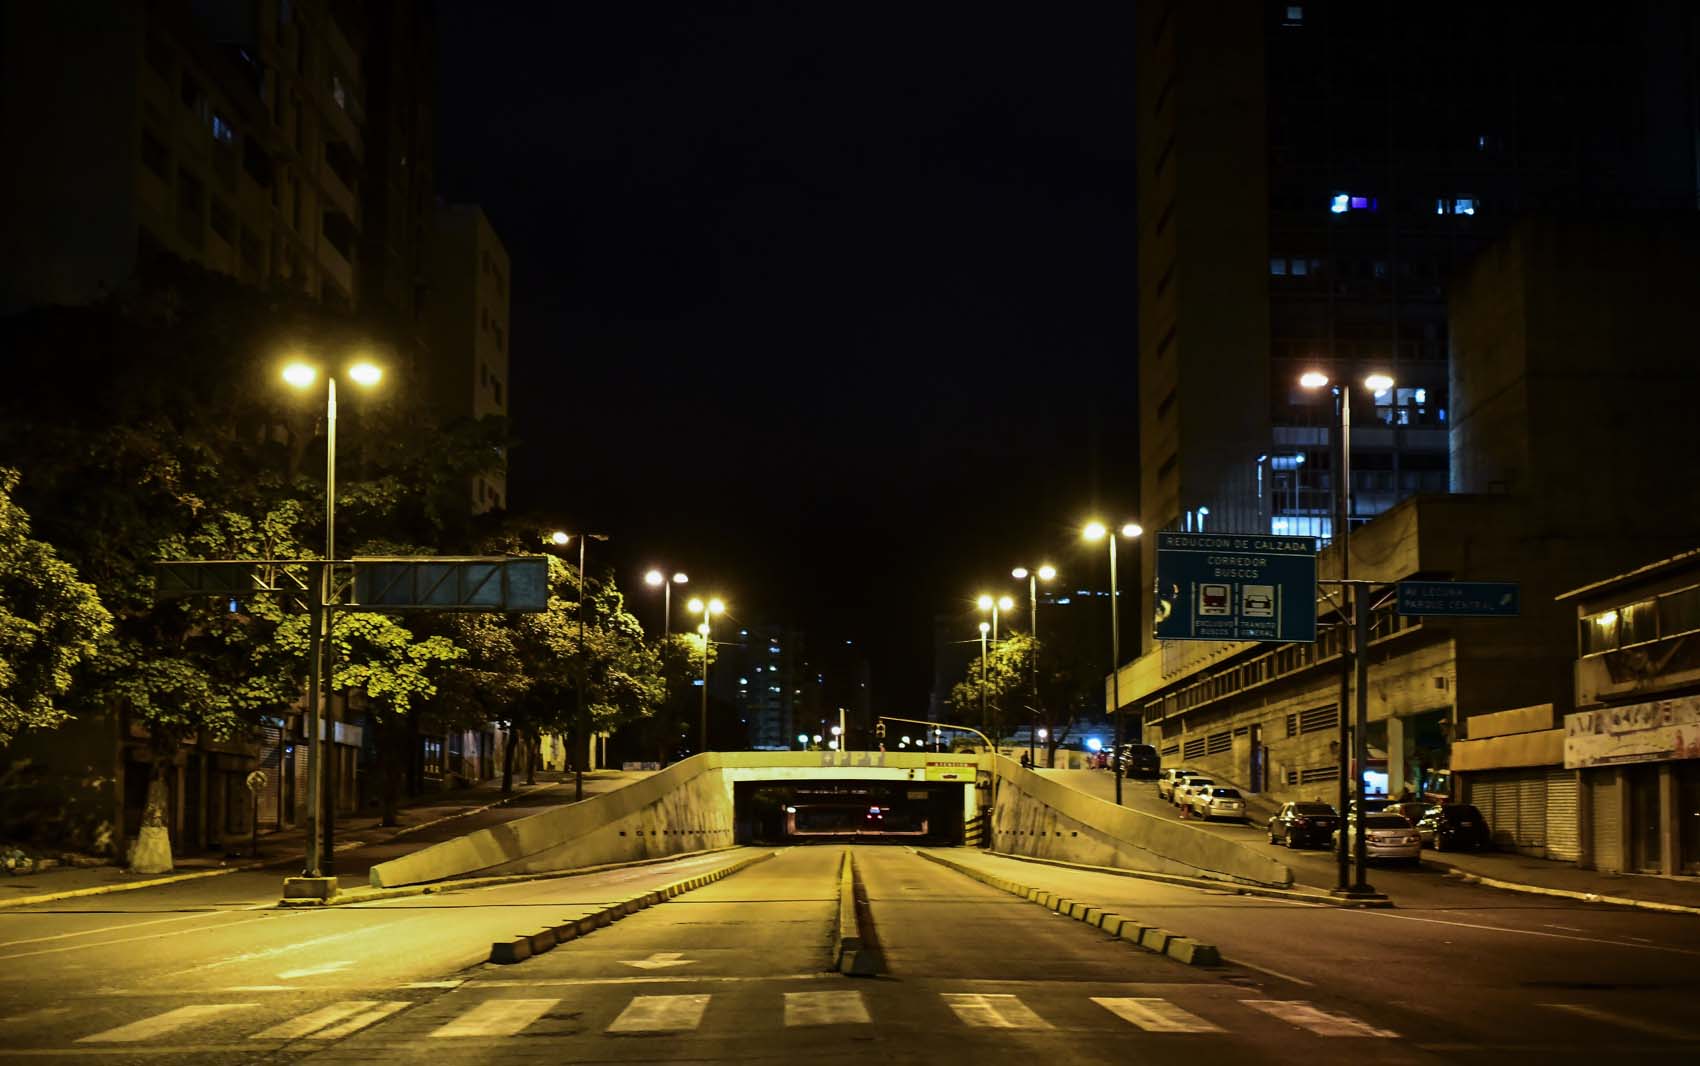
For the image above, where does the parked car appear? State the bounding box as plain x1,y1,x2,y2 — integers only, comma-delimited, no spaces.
1173,776,1216,809
1416,804,1492,851
1380,800,1430,826
1115,743,1162,780
1267,801,1340,848
1331,812,1422,863
1189,786,1248,822
1157,768,1200,802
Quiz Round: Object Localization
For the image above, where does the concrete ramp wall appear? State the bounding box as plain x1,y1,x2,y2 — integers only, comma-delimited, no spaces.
990,756,1293,888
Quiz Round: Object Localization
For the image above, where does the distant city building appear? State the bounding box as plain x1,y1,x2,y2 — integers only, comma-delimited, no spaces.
1132,0,1700,659
424,203,510,513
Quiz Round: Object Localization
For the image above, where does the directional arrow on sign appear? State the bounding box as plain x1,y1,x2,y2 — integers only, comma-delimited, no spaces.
622,952,696,970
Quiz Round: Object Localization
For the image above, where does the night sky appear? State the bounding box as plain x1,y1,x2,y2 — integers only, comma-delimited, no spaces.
435,5,1139,709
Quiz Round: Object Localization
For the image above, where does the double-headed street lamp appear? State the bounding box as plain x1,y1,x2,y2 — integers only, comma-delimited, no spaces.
976,593,1015,642
643,568,689,639
977,620,991,738
1012,564,1057,766
550,530,609,802
688,595,725,753
282,357,382,881
1083,520,1141,806
1300,369,1393,900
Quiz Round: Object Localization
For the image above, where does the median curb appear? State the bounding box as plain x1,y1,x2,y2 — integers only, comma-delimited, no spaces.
0,866,237,910
834,848,880,976
990,850,1394,908
486,849,776,964
916,850,1220,967
1436,865,1700,916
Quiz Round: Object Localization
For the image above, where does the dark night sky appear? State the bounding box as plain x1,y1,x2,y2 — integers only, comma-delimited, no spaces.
435,5,1139,709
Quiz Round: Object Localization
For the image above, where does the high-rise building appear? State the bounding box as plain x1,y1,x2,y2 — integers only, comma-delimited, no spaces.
1133,0,1700,660
424,203,510,513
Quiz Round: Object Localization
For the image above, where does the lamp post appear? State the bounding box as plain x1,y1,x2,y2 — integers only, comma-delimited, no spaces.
282,358,382,881
643,568,689,639
1012,564,1057,766
687,596,725,753
1300,369,1393,899
1083,520,1142,806
976,593,1015,643
977,620,991,741
551,530,609,802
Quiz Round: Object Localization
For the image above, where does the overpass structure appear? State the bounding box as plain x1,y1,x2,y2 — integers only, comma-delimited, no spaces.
368,750,1292,889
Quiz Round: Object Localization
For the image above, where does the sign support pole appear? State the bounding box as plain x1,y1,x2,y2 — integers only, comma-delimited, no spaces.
1352,586,1375,895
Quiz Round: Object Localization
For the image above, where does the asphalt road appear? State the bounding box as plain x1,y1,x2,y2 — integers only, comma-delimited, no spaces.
0,841,1696,1064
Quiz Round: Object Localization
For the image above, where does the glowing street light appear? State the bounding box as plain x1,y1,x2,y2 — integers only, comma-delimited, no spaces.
1012,563,1058,766
689,596,727,752
643,568,689,638
1083,518,1142,806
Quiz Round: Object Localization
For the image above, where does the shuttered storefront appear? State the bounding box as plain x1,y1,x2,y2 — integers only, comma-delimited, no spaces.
1589,769,1622,872
255,722,282,829
1515,774,1547,849
1466,770,1553,851
1545,770,1581,861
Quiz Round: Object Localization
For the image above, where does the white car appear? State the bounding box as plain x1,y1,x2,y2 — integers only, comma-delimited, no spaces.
1156,768,1199,802
1332,813,1422,862
1188,786,1248,822
1173,776,1215,809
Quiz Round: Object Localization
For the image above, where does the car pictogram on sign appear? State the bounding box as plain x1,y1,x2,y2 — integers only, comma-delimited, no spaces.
1241,583,1276,618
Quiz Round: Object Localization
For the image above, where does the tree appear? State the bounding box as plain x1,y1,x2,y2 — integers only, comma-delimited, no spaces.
0,469,111,747
949,633,1028,742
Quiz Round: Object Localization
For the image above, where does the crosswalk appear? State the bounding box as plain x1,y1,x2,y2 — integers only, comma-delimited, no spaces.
54,991,1700,1046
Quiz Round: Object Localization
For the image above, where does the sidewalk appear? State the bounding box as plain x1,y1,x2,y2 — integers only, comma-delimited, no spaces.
1423,847,1700,914
0,770,617,907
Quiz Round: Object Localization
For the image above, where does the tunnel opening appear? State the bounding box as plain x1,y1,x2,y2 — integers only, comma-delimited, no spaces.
734,780,967,845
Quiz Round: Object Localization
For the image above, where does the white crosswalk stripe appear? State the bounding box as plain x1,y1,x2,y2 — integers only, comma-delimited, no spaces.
430,998,560,1038
784,990,870,1026
1093,996,1225,1033
1242,999,1398,1037
607,993,711,1033
940,993,1052,1029
79,1004,254,1043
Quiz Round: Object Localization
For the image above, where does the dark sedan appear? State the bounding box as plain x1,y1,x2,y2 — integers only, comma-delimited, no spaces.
1417,804,1492,851
1267,801,1340,848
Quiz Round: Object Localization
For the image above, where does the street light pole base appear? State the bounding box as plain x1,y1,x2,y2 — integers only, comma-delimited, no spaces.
1330,885,1388,903
281,876,339,903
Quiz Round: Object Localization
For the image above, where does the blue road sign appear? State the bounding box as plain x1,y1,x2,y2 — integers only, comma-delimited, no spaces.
1154,532,1317,643
1396,580,1519,617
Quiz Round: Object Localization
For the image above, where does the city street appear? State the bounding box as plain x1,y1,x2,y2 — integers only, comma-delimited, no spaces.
0,842,1694,1063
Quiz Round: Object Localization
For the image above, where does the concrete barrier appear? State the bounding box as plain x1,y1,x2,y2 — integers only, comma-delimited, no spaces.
990,756,1292,888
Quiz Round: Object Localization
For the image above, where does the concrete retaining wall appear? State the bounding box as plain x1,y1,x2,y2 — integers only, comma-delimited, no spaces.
990,756,1292,887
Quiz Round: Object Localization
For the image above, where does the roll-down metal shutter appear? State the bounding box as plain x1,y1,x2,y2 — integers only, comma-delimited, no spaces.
1516,773,1547,848
1545,770,1580,861
1590,769,1622,871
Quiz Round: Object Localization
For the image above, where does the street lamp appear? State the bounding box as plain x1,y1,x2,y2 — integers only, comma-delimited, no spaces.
1084,519,1142,806
976,593,1016,642
687,596,725,753
549,530,609,802
1012,564,1057,766
281,357,382,882
1300,369,1393,899
643,568,689,639
977,620,991,741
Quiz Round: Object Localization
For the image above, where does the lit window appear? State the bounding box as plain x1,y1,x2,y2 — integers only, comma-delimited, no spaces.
210,113,235,145
1415,388,1427,404
1270,257,1287,276
1284,5,1304,24
1453,198,1476,216
1330,194,1349,214
1350,196,1370,210
1290,258,1308,277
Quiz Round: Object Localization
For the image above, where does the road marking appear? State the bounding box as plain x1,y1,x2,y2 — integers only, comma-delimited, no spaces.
1346,909,1700,957
164,919,431,977
940,993,1052,1029
1541,1002,1700,1040
0,907,264,951
1542,924,1583,932
225,986,292,992
430,999,560,1038
1092,997,1224,1033
276,960,353,979
784,991,870,1026
607,994,711,1033
312,1001,409,1039
622,952,696,970
1242,1000,1397,1037
78,1004,254,1043
403,980,464,989
1226,958,1316,987
0,914,280,962
251,1001,380,1040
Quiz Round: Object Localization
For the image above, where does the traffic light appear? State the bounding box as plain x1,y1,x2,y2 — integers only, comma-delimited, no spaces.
875,721,886,739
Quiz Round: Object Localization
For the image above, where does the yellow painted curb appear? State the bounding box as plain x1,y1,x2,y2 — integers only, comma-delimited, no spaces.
0,866,236,909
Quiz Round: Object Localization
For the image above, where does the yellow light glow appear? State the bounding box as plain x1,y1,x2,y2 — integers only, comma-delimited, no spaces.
673,572,689,584
550,531,570,546
1595,611,1618,627
1037,565,1057,581
1083,522,1107,541
282,362,317,389
347,361,383,387
709,598,725,614
976,594,994,610
1299,371,1330,389
1364,372,1394,392
687,597,705,614
997,595,1014,611
1012,567,1029,579
978,621,990,634
1121,523,1143,538
645,569,664,586
698,622,709,635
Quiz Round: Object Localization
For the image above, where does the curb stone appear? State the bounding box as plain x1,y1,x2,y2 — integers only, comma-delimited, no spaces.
915,850,1222,968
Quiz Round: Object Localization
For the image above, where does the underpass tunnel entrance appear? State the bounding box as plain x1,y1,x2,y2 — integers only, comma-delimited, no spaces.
735,779,968,845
